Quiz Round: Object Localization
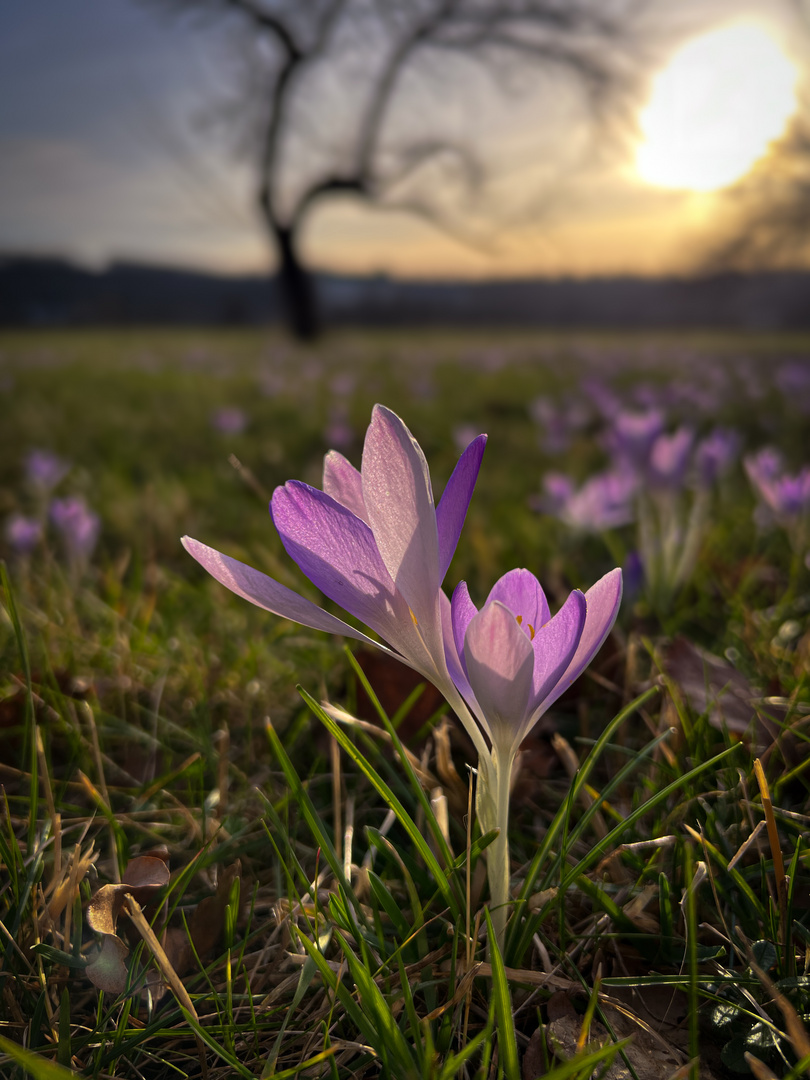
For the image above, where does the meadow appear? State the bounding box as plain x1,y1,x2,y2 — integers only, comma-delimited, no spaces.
1,327,809,1080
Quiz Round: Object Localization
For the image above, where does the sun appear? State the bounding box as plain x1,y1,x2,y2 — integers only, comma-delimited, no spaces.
636,21,799,192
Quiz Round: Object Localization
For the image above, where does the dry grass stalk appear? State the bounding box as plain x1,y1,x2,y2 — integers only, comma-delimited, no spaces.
753,758,788,947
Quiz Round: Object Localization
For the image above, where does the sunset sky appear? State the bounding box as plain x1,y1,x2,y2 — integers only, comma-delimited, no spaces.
1,0,808,280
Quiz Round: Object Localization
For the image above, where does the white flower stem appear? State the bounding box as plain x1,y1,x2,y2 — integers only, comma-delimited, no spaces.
481,747,514,956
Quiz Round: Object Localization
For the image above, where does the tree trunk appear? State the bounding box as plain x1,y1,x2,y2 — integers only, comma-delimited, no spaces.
271,220,320,341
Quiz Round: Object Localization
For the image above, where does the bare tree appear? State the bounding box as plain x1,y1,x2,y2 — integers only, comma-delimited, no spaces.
151,0,643,338
706,113,810,273
705,1,810,275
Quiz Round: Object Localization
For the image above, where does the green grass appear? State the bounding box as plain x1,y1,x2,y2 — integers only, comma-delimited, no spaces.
1,327,809,1079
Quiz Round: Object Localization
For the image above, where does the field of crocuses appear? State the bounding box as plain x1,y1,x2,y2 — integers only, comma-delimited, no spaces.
1,328,809,1080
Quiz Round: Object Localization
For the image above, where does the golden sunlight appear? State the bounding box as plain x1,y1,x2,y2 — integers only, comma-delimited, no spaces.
636,21,798,192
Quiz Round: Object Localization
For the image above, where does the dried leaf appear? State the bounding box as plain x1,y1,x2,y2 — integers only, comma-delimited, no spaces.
188,860,241,955
85,856,169,936
663,637,788,749
122,855,170,896
543,990,692,1080
86,885,127,937
522,1025,547,1080
164,861,242,976
85,933,129,995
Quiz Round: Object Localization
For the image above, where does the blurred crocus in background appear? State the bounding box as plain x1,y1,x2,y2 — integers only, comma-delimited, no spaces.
605,408,665,468
647,426,694,489
5,513,42,555
745,448,810,524
533,398,747,618
745,447,810,559
25,449,70,492
694,427,742,487
211,406,248,435
50,496,100,568
554,467,638,532
324,404,354,450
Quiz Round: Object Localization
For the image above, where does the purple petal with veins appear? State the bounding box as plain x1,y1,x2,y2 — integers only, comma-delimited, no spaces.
182,536,383,648
436,434,487,581
271,481,425,658
464,601,535,746
450,580,478,680
553,568,623,698
527,589,587,716
362,404,440,635
485,568,551,639
322,450,368,523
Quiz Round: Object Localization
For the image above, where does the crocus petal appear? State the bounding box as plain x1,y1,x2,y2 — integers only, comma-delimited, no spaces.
464,601,535,751
485,568,551,639
527,589,587,721
440,590,474,704
436,434,487,581
450,580,478,679
322,450,368,524
181,536,383,649
271,481,424,659
548,568,622,707
361,405,440,627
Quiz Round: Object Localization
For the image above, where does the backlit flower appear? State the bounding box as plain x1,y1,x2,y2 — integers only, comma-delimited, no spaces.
446,567,622,762
184,405,488,752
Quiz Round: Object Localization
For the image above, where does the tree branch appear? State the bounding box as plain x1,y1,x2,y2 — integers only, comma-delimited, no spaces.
220,0,302,58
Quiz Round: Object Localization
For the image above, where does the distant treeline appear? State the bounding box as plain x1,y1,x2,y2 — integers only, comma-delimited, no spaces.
2,255,809,330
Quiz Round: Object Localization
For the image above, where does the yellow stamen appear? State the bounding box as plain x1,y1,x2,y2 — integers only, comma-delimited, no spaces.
515,614,536,639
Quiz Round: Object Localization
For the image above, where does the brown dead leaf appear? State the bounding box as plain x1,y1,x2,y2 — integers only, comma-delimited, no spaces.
85,933,129,995
121,855,170,894
522,1026,547,1080
84,852,172,995
164,860,242,977
86,855,169,936
86,886,126,937
540,990,688,1080
663,638,789,754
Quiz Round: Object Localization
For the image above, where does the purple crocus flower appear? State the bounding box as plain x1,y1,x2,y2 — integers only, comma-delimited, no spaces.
183,406,488,747
211,407,248,435
748,462,810,520
50,496,100,562
324,406,354,450
559,467,638,531
453,423,480,455
648,427,694,489
694,428,742,486
622,550,645,602
745,447,784,487
26,450,69,491
605,409,665,467
184,404,622,951
444,565,621,947
534,472,575,516
5,513,43,554
581,377,621,420
744,448,810,520
446,567,623,761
